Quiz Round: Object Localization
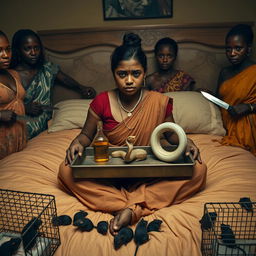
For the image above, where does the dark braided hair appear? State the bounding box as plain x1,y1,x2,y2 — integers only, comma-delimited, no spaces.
226,24,254,46
154,37,178,57
111,33,147,73
10,29,45,68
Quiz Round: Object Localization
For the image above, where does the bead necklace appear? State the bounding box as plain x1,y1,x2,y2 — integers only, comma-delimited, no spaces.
117,90,143,117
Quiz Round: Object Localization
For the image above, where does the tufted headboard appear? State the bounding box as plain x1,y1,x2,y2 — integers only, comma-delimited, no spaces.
38,22,254,105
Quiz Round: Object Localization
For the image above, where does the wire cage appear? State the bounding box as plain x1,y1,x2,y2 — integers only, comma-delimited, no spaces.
201,202,256,256
0,188,61,256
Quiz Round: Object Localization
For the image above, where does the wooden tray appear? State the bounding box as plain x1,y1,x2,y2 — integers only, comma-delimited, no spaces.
71,146,195,179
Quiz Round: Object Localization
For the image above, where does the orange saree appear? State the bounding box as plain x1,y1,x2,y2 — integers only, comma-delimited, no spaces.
105,91,170,146
58,91,207,222
0,70,26,160
219,65,256,156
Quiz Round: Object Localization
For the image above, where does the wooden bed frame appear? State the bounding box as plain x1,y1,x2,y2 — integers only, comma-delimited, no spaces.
38,22,254,104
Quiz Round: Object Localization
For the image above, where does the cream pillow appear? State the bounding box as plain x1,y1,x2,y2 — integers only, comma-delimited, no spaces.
48,99,92,133
48,92,226,136
164,91,226,135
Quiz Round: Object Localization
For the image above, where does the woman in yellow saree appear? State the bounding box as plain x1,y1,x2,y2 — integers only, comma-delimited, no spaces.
217,24,256,156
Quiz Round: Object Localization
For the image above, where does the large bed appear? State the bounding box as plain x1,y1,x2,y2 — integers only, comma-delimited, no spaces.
0,22,255,256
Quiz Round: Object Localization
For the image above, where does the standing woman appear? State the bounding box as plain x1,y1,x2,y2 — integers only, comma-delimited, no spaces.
217,24,256,156
11,29,96,139
0,31,26,160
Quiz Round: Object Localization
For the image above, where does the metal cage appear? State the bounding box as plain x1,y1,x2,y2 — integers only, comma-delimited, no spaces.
201,202,256,256
0,188,60,256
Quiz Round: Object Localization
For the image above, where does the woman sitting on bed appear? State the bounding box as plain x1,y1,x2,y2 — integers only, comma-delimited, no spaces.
146,37,195,92
217,24,256,156
0,31,26,160
10,29,96,139
58,33,207,235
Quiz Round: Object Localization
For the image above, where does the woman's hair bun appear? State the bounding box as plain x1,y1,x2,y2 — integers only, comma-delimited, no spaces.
123,33,141,48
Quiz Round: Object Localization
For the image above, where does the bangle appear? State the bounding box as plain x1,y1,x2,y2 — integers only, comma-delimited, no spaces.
249,104,254,113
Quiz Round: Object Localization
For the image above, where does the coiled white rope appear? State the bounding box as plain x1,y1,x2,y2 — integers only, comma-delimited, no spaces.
150,122,187,162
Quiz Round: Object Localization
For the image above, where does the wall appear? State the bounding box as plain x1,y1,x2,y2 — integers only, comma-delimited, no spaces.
1,0,256,56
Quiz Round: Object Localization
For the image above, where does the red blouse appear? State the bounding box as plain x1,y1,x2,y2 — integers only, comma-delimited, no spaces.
90,91,173,130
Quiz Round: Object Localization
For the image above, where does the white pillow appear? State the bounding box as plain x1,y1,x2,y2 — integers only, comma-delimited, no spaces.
48,99,91,133
164,91,226,135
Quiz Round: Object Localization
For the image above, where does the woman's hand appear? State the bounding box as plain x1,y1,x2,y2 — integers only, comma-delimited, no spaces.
65,138,85,165
25,102,43,117
185,138,202,164
79,86,96,99
0,110,17,123
228,104,251,117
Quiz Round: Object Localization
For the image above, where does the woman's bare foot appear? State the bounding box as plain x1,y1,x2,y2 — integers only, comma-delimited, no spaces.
109,208,133,236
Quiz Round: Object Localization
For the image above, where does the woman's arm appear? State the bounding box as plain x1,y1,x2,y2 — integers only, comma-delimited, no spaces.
216,68,255,117
55,70,96,99
228,102,256,117
65,108,100,165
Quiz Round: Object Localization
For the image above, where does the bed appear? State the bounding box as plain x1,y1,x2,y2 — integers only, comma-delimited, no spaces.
0,22,255,256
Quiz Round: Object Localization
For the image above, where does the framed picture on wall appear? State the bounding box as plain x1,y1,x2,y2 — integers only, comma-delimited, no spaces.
103,0,172,20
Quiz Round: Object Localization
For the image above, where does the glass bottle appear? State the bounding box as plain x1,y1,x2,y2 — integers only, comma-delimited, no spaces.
93,121,109,162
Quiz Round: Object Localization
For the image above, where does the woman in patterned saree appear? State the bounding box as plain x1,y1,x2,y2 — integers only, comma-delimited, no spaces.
10,29,96,139
146,37,195,92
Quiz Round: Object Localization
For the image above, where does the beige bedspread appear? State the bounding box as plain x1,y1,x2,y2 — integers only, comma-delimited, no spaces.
0,129,255,256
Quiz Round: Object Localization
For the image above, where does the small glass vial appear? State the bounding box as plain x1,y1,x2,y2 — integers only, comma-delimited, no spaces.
93,121,109,162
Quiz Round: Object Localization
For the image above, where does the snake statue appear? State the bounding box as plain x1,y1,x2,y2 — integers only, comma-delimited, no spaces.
111,136,147,163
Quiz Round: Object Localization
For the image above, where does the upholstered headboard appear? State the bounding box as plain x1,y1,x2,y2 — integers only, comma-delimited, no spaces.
38,22,254,105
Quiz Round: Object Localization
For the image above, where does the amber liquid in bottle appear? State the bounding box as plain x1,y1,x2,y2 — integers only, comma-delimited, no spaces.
93,121,109,162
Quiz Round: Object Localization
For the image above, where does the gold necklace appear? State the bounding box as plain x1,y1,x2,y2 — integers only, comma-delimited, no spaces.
117,90,143,117
119,106,134,130
117,90,145,131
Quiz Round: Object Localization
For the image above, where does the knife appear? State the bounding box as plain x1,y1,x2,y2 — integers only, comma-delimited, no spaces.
201,91,231,110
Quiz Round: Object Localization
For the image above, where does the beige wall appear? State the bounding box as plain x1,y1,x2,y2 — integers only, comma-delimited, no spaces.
1,0,256,56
